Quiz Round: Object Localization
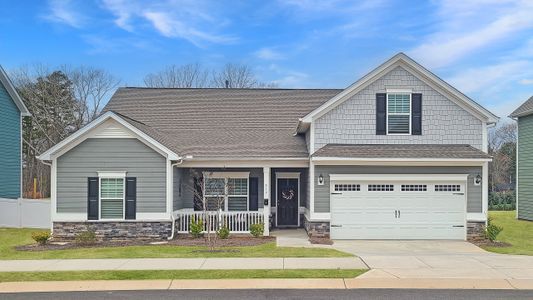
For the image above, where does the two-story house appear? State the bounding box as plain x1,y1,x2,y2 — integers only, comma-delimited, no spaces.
39,53,498,241
0,65,30,200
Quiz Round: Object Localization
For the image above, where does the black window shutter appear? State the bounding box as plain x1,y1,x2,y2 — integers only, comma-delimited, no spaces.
412,93,422,135
87,177,99,220
376,93,387,135
248,177,259,211
193,177,203,211
125,177,137,220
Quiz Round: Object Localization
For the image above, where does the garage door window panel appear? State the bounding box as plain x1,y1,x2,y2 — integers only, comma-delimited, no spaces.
401,184,427,192
435,184,461,192
334,184,360,192
368,184,394,191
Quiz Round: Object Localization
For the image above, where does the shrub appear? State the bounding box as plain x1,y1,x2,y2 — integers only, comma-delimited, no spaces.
485,217,503,242
217,226,230,239
75,229,97,246
250,223,264,238
489,191,516,211
31,231,51,245
189,217,204,238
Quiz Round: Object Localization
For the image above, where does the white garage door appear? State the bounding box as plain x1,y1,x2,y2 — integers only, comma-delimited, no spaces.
330,175,467,240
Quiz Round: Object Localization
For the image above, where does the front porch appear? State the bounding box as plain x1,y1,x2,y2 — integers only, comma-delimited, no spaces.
172,167,309,235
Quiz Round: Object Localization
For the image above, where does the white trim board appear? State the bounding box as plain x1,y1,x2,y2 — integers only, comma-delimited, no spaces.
299,53,498,126
329,174,469,181
38,111,181,161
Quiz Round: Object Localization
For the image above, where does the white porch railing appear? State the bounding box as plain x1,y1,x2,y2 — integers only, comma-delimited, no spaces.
175,211,264,233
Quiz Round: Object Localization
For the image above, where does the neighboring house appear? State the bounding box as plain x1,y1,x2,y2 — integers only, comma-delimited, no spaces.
39,53,498,241
510,96,533,221
0,65,31,199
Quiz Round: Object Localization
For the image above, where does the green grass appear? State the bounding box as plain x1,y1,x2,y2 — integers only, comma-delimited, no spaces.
0,269,366,282
0,228,351,260
482,211,533,256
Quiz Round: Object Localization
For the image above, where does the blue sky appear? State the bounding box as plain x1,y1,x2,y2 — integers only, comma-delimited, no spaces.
0,0,532,120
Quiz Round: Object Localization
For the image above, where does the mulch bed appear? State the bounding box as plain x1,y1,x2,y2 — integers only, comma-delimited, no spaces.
308,237,334,245
15,235,275,252
473,240,512,248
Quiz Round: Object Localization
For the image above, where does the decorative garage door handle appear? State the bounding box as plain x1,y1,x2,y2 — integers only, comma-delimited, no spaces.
452,225,465,227
331,192,342,195
453,193,465,195
331,224,342,227
395,210,397,218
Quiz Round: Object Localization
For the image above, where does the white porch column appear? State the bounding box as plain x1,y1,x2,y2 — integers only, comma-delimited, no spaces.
482,161,489,224
263,167,271,236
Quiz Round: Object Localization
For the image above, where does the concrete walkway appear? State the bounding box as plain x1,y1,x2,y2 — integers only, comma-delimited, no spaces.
1,278,533,293
332,240,533,280
0,257,367,272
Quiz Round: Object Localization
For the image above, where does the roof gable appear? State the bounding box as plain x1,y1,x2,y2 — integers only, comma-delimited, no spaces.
300,53,498,125
38,111,181,161
510,96,533,118
0,65,30,116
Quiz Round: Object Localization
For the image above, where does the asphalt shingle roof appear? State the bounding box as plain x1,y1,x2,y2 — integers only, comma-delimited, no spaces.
510,96,533,118
104,88,342,158
312,144,491,159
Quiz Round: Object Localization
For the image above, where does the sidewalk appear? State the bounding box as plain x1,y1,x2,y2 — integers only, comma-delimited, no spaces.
1,278,533,293
0,257,367,272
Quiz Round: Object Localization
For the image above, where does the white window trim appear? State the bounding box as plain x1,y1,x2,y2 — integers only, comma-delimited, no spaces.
98,171,126,220
203,172,250,211
386,93,411,135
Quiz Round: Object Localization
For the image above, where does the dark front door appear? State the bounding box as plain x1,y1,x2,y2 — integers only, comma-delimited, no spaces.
277,178,299,226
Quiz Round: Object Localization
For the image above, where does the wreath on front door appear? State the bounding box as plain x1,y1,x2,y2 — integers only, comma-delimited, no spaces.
282,189,295,200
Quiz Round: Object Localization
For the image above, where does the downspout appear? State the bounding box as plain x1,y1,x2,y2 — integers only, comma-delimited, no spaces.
168,158,184,240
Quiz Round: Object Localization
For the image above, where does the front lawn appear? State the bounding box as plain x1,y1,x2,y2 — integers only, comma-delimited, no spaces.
0,269,366,282
482,211,533,256
0,228,351,260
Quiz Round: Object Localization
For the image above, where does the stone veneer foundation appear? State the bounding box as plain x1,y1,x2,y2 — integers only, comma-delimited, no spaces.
303,216,330,238
466,221,486,242
53,221,172,240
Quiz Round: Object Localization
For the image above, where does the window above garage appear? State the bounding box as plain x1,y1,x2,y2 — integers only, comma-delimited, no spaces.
387,93,411,134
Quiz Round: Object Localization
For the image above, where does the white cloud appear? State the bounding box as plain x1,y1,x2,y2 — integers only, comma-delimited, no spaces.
44,0,85,28
447,60,530,94
255,48,285,60
519,79,533,85
409,0,533,68
100,0,236,47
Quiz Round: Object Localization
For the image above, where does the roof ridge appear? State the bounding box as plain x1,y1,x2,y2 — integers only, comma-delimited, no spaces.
118,87,343,91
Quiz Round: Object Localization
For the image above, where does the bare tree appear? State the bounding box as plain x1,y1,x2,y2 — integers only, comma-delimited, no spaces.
64,65,120,127
488,122,517,192
212,63,277,88
144,63,209,88
189,170,233,250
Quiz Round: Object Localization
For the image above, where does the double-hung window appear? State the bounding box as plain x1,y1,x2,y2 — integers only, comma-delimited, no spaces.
203,172,249,211
387,93,411,134
98,172,126,219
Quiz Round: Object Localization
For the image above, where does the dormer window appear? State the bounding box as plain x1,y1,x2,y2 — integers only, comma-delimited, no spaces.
387,93,411,135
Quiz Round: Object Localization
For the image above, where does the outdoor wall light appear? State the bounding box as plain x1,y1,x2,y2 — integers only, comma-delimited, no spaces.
318,174,324,185
474,174,482,186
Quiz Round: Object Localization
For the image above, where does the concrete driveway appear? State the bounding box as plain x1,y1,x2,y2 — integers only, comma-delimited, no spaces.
332,240,533,280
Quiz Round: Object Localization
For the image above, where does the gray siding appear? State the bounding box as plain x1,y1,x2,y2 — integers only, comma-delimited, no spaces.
313,66,483,152
0,82,21,199
314,165,482,213
57,138,167,213
179,168,264,210
518,115,533,221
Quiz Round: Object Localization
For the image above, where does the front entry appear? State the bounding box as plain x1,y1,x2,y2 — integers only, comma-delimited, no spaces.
276,177,299,226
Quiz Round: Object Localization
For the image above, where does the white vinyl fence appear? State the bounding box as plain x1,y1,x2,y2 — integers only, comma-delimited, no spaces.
0,198,51,229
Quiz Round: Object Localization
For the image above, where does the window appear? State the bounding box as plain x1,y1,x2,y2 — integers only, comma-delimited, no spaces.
435,184,461,192
368,184,394,191
401,184,427,192
100,177,125,219
334,184,360,191
203,172,249,211
387,93,411,134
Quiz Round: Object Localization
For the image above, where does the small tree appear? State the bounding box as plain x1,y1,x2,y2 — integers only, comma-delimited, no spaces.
189,170,234,250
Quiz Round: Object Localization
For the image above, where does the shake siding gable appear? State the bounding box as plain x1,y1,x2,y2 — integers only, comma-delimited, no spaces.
313,66,483,152
0,82,21,199
56,138,166,214
518,115,533,220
